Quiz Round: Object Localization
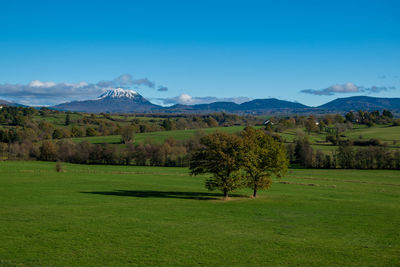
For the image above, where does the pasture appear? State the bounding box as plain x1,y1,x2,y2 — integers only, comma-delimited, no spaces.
71,126,254,144
0,161,399,266
69,125,400,154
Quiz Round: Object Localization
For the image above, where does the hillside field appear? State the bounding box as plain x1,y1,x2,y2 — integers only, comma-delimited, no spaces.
70,125,400,152
71,126,257,144
0,161,399,266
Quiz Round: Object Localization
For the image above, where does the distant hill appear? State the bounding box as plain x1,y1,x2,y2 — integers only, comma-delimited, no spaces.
162,99,309,114
0,99,12,105
52,88,159,113
0,99,24,107
162,102,241,113
239,98,308,111
318,96,400,111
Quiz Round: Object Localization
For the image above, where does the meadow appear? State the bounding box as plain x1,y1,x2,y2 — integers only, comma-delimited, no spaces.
0,161,399,266
71,126,255,144
70,124,400,152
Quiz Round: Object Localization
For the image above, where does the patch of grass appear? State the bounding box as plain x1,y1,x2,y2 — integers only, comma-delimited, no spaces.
71,126,258,144
0,161,399,266
344,125,400,142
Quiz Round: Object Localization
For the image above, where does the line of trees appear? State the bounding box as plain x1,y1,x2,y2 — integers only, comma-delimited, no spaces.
1,129,400,171
0,135,201,167
287,138,400,170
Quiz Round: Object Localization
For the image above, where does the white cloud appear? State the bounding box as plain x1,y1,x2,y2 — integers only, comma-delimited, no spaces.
97,74,155,89
178,94,195,104
29,80,56,88
0,74,163,106
301,82,396,96
329,82,358,93
159,94,251,106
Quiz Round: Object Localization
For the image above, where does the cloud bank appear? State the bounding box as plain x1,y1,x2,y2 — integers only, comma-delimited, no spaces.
0,74,159,106
301,82,396,96
158,94,251,106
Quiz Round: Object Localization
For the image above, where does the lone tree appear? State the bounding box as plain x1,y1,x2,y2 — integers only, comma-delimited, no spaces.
121,125,135,144
190,131,243,199
241,127,288,198
65,113,70,126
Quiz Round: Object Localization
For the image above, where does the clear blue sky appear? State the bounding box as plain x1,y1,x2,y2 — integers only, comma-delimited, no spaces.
0,0,399,106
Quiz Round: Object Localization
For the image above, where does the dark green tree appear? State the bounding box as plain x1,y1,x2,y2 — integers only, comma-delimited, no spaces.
121,125,135,144
190,131,243,199
337,142,354,169
86,127,97,137
71,126,83,137
52,129,63,139
241,127,288,197
65,114,71,126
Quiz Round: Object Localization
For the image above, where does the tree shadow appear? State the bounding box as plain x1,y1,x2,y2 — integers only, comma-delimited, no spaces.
81,190,247,200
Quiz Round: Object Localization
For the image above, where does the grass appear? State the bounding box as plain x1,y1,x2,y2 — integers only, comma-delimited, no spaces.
279,125,400,152
344,125,400,143
67,124,400,155
31,114,164,129
71,126,257,144
0,161,399,266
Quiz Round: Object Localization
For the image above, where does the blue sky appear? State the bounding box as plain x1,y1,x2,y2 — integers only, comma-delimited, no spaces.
0,0,399,106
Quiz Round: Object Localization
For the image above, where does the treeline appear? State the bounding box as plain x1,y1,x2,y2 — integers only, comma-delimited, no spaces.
287,138,400,170
345,110,395,126
1,131,400,170
0,136,199,167
268,110,399,135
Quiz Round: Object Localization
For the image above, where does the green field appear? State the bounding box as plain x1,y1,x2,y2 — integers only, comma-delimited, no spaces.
344,125,400,143
71,126,257,144
68,125,400,156
31,113,164,129
0,161,399,266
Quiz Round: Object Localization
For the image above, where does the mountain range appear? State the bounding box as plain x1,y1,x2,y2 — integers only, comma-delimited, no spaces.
1,89,399,114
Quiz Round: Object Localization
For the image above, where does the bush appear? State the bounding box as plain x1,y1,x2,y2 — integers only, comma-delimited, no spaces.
353,139,381,146
56,161,64,172
392,119,400,126
86,127,97,137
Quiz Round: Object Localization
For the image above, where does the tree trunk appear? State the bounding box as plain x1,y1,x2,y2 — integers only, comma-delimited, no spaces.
223,189,228,199
253,184,258,198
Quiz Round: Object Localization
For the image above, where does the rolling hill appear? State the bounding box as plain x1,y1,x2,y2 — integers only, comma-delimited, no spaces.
318,96,400,111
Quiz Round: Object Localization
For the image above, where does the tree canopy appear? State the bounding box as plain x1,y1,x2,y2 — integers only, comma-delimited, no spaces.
189,131,243,199
241,127,288,197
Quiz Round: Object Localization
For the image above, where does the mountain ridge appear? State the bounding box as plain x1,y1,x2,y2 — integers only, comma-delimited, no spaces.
317,96,400,111
2,89,400,114
51,91,400,114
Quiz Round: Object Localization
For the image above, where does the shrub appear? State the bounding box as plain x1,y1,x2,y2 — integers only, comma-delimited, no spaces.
56,161,64,172
353,139,381,146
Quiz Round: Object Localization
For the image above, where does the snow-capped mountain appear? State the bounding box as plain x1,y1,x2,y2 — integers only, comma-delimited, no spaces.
52,88,158,113
98,88,139,99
